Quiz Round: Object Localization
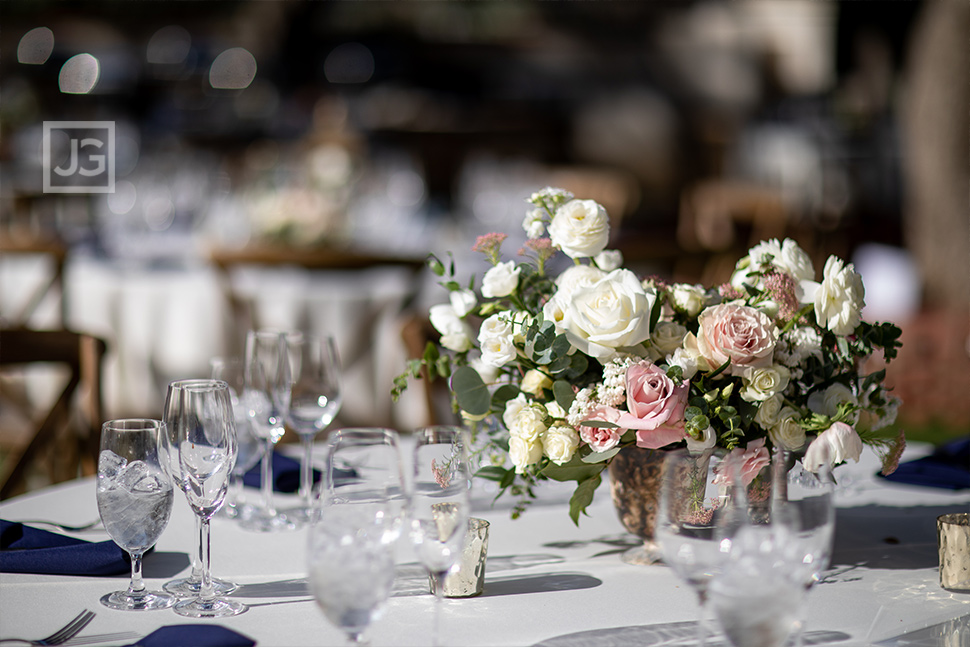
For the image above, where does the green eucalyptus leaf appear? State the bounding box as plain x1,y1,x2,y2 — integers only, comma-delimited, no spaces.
476,466,509,482
582,447,621,463
553,380,576,411
542,455,605,482
568,474,602,526
451,366,490,416
491,384,521,411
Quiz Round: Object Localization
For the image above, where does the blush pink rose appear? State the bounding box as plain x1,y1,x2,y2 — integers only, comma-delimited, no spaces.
720,437,771,487
579,405,624,452
693,304,777,376
614,361,688,450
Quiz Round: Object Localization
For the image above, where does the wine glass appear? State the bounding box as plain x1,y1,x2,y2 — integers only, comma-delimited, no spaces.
241,329,296,532
307,428,406,645
655,447,728,646
282,334,342,525
96,418,176,611
409,426,473,647
171,379,247,618
210,356,266,520
160,379,237,598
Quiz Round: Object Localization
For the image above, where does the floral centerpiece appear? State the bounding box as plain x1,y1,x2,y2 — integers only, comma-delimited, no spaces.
394,187,905,524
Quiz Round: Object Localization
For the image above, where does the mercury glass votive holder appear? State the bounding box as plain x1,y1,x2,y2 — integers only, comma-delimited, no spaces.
937,512,970,591
431,517,489,598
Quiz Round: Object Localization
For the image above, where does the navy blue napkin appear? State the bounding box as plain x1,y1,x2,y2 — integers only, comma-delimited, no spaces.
0,519,130,575
242,450,320,493
125,624,255,647
880,436,970,490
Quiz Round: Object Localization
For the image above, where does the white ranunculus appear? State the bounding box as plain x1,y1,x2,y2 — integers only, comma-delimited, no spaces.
542,424,580,465
803,422,863,472
449,288,478,317
521,369,553,397
769,406,806,451
560,269,656,361
651,321,688,357
548,199,610,259
753,393,784,429
429,304,473,352
686,425,717,453
670,283,708,318
481,260,521,298
804,255,865,336
480,332,517,367
740,365,791,402
503,393,529,430
594,249,623,271
509,435,543,473
509,405,547,442
478,313,512,343
807,382,858,420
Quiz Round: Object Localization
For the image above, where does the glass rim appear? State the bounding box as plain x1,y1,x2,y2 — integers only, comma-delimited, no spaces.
101,418,165,432
167,378,229,392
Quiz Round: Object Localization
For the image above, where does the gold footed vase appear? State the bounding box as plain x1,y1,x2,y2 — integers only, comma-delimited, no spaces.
608,446,666,565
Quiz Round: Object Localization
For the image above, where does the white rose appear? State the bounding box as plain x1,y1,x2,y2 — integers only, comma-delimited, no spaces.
480,333,516,367
542,294,568,334
509,435,543,473
807,382,858,420
754,393,784,429
548,199,610,259
740,365,791,402
556,264,606,300
803,422,863,472
652,321,688,357
509,405,547,442
521,369,552,397
542,424,580,465
666,347,699,380
544,400,567,419
481,261,521,298
429,304,473,352
686,425,717,453
595,249,623,271
561,269,656,361
449,289,478,317
502,393,529,430
804,255,865,336
478,313,512,342
671,283,708,318
769,406,806,451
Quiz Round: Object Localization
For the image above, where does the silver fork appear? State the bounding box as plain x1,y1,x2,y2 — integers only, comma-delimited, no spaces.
14,519,102,533
0,610,96,645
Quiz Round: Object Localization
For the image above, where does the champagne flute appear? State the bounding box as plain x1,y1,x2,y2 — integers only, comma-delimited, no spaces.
409,426,472,647
308,428,406,645
282,334,342,525
242,329,296,532
211,357,266,520
172,379,247,618
656,447,728,647
160,379,237,597
96,418,176,611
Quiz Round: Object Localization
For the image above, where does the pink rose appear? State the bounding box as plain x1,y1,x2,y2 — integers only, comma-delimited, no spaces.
579,405,623,452
720,437,771,487
615,361,688,450
693,304,777,376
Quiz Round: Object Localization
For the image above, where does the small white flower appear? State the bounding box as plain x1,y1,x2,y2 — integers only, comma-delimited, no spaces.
803,422,863,472
481,261,521,298
480,333,517,367
544,400,567,419
429,304,473,352
449,288,477,317
769,406,806,451
521,369,553,397
522,208,546,238
509,405,548,442
754,393,784,429
740,365,791,402
542,424,580,465
509,435,543,473
651,321,688,357
594,249,623,271
478,313,512,342
666,347,698,380
548,199,610,259
804,255,865,336
670,283,708,318
807,382,858,421
686,425,716,453
503,393,530,430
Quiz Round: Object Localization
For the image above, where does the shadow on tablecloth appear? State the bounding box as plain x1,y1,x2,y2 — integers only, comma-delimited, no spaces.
532,622,851,646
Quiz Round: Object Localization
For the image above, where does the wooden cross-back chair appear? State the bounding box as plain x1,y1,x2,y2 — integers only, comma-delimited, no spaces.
0,328,107,499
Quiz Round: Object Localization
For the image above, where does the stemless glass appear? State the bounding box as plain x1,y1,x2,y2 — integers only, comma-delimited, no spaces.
282,334,342,525
160,379,236,598
211,357,266,520
242,329,296,532
409,426,472,647
656,447,728,647
96,418,176,611
172,379,247,618
308,428,406,645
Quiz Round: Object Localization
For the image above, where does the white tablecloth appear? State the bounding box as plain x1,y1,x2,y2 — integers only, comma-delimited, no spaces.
1,444,968,646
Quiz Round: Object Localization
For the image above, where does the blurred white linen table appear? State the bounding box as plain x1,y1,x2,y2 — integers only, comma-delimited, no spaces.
1,444,967,646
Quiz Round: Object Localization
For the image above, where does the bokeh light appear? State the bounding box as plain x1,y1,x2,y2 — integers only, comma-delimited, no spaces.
58,53,100,94
209,47,257,90
17,27,54,65
146,25,191,65
323,43,375,84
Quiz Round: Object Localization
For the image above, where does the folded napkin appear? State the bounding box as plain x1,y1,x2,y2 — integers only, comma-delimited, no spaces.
880,436,970,490
242,450,320,493
125,625,255,647
0,519,130,575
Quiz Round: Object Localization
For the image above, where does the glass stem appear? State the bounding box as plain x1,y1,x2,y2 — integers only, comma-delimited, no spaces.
261,438,276,515
696,590,708,647
199,516,214,602
190,515,203,580
431,572,445,647
128,551,146,597
299,434,314,505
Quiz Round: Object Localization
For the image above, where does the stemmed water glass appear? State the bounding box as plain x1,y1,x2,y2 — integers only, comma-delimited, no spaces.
308,428,406,645
161,380,237,598
171,379,247,618
96,418,176,611
656,447,729,646
242,329,296,532
211,357,266,520
282,334,342,525
409,426,473,647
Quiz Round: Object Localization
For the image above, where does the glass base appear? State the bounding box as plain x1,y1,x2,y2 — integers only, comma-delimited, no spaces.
100,589,176,611
278,504,313,527
239,508,297,532
620,540,662,566
219,500,258,521
164,575,237,597
174,596,247,618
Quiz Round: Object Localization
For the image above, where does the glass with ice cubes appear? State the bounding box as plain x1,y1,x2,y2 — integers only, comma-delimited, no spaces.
96,418,176,611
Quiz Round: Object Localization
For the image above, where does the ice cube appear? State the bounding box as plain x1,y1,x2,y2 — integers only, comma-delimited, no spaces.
99,450,128,479
116,460,149,491
131,473,165,493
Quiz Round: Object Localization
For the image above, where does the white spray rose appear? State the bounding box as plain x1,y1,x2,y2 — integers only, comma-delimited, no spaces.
479,313,512,341
740,365,791,402
651,321,688,357
670,283,708,318
556,264,606,299
508,405,547,442
521,369,553,397
548,199,610,259
502,393,529,430
429,304,473,352
560,269,656,361
594,249,623,271
803,422,863,472
481,261,521,298
544,400,567,419
509,435,543,473
480,333,516,367
804,255,865,336
542,424,580,465
754,393,784,429
449,289,478,317
769,406,806,451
